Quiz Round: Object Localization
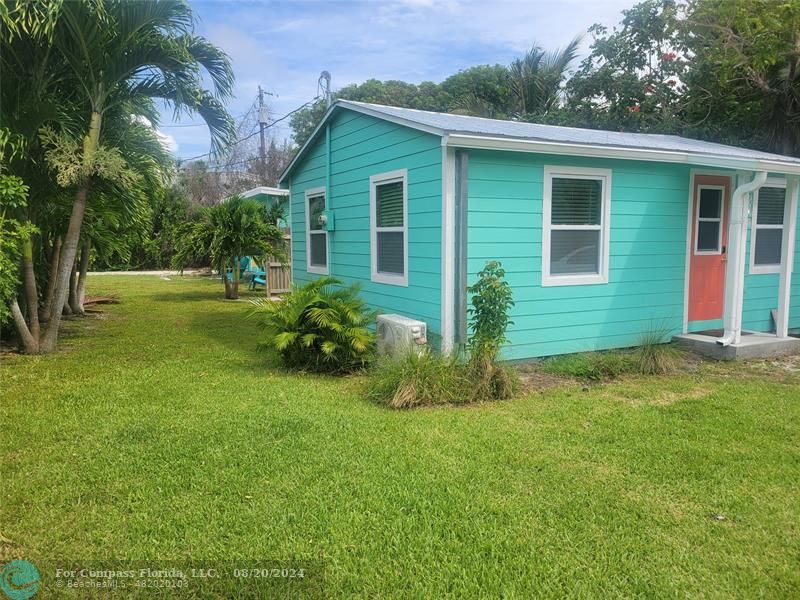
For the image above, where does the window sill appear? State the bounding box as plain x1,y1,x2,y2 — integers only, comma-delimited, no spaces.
371,272,408,287
749,265,781,275
542,274,608,287
308,265,329,275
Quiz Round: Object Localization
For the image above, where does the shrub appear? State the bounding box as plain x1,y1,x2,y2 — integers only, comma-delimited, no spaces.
467,260,514,358
542,351,636,381
366,349,471,408
634,330,684,375
249,277,376,373
368,260,518,409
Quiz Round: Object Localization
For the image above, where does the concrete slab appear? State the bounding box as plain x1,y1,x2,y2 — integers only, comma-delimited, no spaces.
673,332,800,360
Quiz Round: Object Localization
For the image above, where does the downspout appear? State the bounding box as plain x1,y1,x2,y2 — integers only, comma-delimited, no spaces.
326,123,333,275
717,171,768,346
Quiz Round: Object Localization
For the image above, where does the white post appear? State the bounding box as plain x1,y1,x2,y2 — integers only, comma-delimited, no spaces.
777,176,799,338
440,141,455,354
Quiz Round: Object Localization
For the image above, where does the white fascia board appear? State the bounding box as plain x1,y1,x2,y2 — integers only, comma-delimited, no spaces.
445,134,800,176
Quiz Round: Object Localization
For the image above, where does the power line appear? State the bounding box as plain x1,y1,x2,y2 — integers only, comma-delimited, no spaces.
160,102,258,128
176,96,320,165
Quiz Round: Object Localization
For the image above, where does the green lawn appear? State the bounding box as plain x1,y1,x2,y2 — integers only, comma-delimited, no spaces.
2,275,799,598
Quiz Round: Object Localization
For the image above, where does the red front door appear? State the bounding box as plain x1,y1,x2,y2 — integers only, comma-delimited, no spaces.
688,175,731,322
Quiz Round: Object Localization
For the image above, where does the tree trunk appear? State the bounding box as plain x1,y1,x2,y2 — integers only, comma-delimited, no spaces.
222,260,232,298
231,256,240,300
10,297,38,353
40,111,101,353
76,239,90,310
42,184,87,347
41,235,62,322
20,237,40,340
68,257,81,315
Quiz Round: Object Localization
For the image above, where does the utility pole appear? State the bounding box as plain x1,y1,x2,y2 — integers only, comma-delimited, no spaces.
258,85,268,182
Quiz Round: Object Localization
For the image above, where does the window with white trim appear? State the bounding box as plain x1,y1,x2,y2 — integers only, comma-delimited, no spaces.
750,184,786,274
305,188,328,274
695,186,724,254
542,166,611,286
370,169,408,286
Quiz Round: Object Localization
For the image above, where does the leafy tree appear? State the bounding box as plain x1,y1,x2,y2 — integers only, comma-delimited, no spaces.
173,196,285,299
0,175,36,334
442,65,517,118
562,0,687,132
683,0,800,155
1,0,235,353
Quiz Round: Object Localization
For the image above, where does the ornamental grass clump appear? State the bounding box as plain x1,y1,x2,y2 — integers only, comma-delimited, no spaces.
248,277,376,373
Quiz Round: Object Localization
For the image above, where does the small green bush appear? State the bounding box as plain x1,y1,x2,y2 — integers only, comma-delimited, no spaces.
249,277,376,373
366,349,471,408
542,351,636,381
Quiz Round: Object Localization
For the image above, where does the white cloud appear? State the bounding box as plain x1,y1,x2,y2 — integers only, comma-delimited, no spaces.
168,0,634,159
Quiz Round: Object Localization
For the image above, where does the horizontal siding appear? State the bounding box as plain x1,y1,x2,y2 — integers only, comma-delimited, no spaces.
467,150,692,359
290,110,443,340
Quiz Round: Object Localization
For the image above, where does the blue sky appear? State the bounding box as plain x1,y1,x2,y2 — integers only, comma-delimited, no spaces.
165,0,634,161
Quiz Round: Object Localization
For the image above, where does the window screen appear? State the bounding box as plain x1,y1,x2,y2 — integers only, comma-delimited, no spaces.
753,186,785,268
373,177,405,280
307,193,327,269
548,176,605,276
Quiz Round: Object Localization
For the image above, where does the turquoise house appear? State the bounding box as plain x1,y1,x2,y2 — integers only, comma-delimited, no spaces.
279,100,800,359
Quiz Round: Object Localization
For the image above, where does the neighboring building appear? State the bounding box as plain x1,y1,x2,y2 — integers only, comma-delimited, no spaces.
240,186,290,230
279,100,800,359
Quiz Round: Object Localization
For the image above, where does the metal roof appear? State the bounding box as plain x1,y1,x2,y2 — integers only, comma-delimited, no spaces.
280,100,800,182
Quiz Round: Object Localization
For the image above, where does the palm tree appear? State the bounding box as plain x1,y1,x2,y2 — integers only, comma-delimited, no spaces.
173,197,286,300
2,0,235,353
509,37,582,117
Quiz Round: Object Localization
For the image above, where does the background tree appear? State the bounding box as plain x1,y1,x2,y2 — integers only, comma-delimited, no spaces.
561,0,687,132
510,37,582,119
1,0,236,353
683,0,800,155
173,197,286,300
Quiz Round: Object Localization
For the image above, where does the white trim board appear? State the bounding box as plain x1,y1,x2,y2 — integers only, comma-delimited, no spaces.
445,134,800,176
440,143,455,353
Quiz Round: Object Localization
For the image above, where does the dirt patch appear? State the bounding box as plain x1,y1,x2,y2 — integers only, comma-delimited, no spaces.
515,362,576,393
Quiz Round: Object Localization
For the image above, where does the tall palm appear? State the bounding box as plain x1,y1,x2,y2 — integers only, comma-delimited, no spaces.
4,0,236,352
509,37,582,117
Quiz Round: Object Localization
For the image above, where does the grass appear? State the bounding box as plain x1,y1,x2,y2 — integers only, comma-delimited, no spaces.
2,275,800,598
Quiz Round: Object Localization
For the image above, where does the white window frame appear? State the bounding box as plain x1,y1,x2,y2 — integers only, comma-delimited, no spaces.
749,178,787,275
305,187,328,275
542,165,612,287
694,185,725,256
370,169,409,286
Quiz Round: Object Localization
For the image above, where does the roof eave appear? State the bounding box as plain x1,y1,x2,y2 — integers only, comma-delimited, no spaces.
446,134,800,175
